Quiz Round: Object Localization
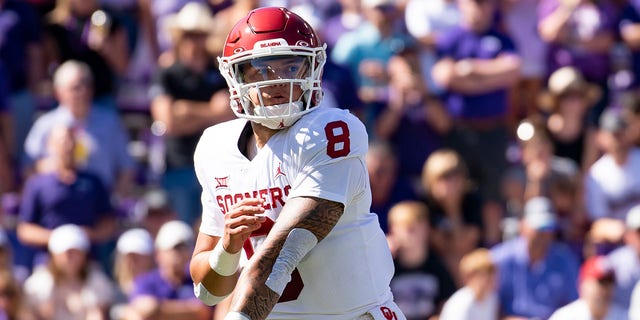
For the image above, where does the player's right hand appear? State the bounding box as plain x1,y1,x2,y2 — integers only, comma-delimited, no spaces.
222,198,267,253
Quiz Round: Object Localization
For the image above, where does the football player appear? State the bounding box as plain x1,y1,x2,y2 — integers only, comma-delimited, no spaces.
189,7,405,320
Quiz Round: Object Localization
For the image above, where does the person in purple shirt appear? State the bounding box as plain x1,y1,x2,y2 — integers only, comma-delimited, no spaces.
431,0,521,209
17,124,117,269
127,220,212,319
491,197,579,320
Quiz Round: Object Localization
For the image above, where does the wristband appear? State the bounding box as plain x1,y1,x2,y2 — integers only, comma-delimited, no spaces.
193,282,228,306
209,240,241,276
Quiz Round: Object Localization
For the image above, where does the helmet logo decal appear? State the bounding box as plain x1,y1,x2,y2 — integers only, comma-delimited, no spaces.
233,48,244,54
254,39,288,50
295,40,310,47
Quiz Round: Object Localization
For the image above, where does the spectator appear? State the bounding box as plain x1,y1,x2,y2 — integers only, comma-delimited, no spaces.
23,60,135,195
607,205,640,309
431,0,521,209
631,283,640,319
537,0,617,125
18,124,117,268
42,0,130,108
205,0,260,59
501,0,547,126
505,118,584,242
131,188,176,237
420,149,485,279
549,256,627,320
0,123,12,197
491,196,579,319
0,269,37,320
317,0,363,113
149,0,208,57
0,229,11,273
439,248,499,320
320,0,365,51
621,91,640,147
404,0,461,93
110,228,155,320
585,108,640,221
537,66,601,169
23,224,115,320
331,0,415,132
150,2,234,224
387,200,457,320
584,218,625,258
366,141,417,233
126,220,211,320
0,0,45,161
113,228,155,297
620,0,640,89
0,63,14,195
374,48,450,184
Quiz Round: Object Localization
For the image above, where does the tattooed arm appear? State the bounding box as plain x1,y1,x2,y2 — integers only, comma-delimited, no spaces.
227,196,344,320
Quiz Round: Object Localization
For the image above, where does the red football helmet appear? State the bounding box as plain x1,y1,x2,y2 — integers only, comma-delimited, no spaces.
217,7,327,129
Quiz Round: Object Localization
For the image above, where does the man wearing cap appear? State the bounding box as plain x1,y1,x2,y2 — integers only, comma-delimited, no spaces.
127,220,211,319
490,197,579,319
606,205,640,309
150,2,234,225
549,256,626,320
585,108,640,221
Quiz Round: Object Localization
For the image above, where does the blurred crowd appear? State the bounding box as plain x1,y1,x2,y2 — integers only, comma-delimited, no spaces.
1,0,640,319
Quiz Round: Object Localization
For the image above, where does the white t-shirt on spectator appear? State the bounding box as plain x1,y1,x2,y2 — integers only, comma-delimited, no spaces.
439,287,499,320
585,148,640,221
549,299,628,320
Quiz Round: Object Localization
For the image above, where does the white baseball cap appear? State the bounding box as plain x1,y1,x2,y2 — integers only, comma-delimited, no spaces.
523,197,557,231
117,228,154,255
48,224,90,254
155,220,194,250
625,205,640,230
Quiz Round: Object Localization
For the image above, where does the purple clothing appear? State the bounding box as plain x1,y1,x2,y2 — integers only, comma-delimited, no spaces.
436,26,517,119
621,0,640,87
321,14,362,50
130,267,195,301
0,64,9,112
0,0,41,92
538,0,617,82
490,237,579,319
19,171,112,229
503,0,547,78
388,102,442,178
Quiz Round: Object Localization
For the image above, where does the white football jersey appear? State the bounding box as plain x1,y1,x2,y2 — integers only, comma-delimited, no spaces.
194,107,395,319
